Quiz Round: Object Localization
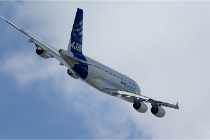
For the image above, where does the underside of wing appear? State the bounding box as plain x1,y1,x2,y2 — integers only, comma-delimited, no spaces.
116,90,179,109
107,90,179,118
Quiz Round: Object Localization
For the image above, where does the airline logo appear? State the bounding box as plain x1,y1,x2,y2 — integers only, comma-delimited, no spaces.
71,42,82,53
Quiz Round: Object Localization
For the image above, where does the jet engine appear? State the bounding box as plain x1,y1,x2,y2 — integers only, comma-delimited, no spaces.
36,47,50,59
67,69,78,79
133,101,148,113
151,106,166,118
35,43,51,59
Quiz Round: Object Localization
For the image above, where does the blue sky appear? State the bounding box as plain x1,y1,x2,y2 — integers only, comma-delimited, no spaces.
1,1,210,139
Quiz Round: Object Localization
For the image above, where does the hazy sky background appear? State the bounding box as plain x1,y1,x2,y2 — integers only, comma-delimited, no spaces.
0,1,210,139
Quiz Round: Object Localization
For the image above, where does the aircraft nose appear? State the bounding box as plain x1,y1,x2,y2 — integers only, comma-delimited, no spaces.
59,49,62,53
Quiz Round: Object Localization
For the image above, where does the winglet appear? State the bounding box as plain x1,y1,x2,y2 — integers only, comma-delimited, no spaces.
176,102,179,109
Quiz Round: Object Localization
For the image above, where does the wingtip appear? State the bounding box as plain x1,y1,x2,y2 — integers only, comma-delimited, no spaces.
176,102,179,109
0,15,7,21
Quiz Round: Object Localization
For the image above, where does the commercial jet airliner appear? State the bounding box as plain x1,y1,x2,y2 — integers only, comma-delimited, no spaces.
1,8,179,118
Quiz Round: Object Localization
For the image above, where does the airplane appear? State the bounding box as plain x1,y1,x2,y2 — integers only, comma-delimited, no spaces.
1,8,179,118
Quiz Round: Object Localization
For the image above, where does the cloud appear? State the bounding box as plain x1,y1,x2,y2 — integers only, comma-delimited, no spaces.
1,1,210,139
1,49,61,85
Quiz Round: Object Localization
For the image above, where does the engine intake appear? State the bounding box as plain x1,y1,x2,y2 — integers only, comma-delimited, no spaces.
151,106,166,118
35,44,50,59
67,69,78,79
36,48,50,59
133,102,148,113
36,48,43,54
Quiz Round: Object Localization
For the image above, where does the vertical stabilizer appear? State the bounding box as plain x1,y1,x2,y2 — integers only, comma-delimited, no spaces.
67,8,88,80
68,8,83,54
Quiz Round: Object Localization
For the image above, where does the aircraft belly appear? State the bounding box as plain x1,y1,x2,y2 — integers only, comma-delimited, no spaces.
88,78,116,92
85,66,116,91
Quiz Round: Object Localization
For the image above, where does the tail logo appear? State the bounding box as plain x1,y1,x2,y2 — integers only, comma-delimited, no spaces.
71,42,82,53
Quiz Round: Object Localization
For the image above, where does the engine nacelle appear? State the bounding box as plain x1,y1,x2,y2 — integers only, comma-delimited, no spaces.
67,69,78,79
36,48,50,59
133,102,148,113
151,106,166,118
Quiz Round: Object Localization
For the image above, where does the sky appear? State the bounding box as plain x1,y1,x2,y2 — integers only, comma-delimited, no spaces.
0,1,210,139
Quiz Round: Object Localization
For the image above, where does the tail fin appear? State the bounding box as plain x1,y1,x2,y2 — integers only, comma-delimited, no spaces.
68,8,83,54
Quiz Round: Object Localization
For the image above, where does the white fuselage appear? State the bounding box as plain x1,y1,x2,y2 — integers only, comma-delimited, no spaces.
58,49,141,102
85,56,141,94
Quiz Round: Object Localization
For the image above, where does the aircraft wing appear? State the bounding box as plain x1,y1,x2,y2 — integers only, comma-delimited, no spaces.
0,15,79,78
1,16,36,42
115,90,179,109
1,15,59,56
